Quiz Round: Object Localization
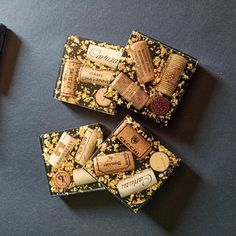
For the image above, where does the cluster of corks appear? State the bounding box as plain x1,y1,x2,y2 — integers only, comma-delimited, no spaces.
40,125,103,196
54,35,123,115
85,116,181,213
106,31,198,126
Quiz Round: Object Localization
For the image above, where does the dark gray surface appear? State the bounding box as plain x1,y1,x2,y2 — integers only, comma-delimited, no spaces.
0,1,235,235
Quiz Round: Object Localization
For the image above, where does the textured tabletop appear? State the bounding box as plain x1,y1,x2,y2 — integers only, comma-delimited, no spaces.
0,1,235,235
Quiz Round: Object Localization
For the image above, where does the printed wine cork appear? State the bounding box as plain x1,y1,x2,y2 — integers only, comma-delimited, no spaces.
95,88,112,107
150,96,170,116
157,54,188,97
94,151,135,176
114,120,152,160
61,59,81,97
117,168,157,198
72,168,97,186
53,170,71,189
48,132,77,168
87,45,122,69
130,41,155,84
150,152,170,172
75,128,99,166
111,73,149,110
79,65,114,86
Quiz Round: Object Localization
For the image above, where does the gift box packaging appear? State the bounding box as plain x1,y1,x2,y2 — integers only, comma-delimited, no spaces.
53,35,124,115
0,23,7,54
39,124,104,196
106,31,198,126
84,115,181,212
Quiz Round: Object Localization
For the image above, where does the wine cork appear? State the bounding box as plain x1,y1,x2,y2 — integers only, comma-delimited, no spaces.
111,73,149,110
114,120,152,160
53,170,71,189
79,65,114,86
75,128,99,166
157,54,188,97
60,59,81,97
87,45,122,69
95,88,112,107
72,168,97,186
150,96,170,116
130,41,155,84
94,151,135,176
117,168,157,198
149,152,170,172
48,132,77,168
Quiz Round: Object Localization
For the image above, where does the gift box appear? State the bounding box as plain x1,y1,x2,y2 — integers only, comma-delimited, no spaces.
84,115,181,212
106,31,198,126
53,35,124,115
39,124,104,196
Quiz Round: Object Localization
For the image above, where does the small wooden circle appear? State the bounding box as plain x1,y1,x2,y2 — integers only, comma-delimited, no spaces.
150,152,169,172
95,88,112,107
53,170,71,188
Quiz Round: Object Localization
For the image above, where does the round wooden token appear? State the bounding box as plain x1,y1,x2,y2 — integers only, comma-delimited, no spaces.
95,88,112,107
149,152,169,172
53,170,71,188
150,96,170,116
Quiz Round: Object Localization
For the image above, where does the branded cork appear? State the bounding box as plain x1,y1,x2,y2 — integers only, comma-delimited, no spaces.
150,96,170,116
48,132,77,168
113,120,152,160
79,65,114,86
94,151,135,176
87,45,122,69
60,59,81,97
72,168,97,186
130,41,155,84
53,170,71,189
157,54,188,97
111,73,149,110
75,128,99,166
117,168,157,198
